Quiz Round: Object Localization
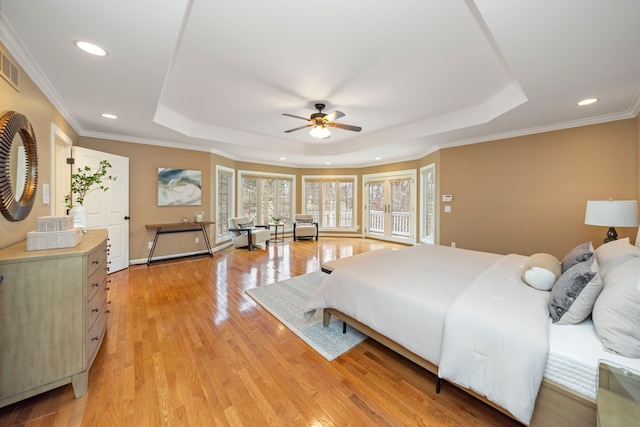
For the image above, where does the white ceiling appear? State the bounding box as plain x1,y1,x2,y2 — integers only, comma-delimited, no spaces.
1,0,639,167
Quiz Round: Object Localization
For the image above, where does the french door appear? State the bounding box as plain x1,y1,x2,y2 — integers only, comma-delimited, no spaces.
363,170,416,243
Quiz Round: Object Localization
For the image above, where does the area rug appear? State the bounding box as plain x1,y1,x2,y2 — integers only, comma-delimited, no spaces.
245,270,367,361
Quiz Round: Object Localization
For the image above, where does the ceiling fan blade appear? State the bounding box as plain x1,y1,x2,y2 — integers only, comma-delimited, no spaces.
327,122,362,132
282,113,310,121
324,110,345,122
284,124,312,133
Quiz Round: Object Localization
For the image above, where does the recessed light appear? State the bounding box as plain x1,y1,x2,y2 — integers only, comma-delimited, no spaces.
577,98,598,106
279,157,286,161
74,41,108,57
375,157,381,160
101,113,118,119
325,162,331,165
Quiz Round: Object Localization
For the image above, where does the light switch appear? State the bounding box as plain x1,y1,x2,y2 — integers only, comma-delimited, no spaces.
42,184,50,204
442,194,453,202
444,205,452,213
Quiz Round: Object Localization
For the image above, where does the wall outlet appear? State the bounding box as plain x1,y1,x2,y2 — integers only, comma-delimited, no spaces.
148,242,153,249
195,237,200,244
451,242,456,248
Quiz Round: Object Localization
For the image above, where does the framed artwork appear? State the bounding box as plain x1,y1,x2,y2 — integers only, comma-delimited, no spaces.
157,168,202,206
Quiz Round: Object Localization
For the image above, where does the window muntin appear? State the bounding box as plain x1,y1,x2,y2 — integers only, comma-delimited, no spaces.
216,166,234,242
302,176,357,230
420,163,436,244
239,171,295,225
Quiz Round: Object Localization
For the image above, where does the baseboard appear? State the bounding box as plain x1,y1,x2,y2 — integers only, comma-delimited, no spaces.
129,241,233,265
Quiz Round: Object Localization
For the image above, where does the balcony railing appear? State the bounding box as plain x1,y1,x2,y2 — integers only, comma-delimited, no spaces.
369,210,410,237
304,210,411,237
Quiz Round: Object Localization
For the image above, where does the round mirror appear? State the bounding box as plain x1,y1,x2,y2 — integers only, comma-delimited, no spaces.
0,111,38,221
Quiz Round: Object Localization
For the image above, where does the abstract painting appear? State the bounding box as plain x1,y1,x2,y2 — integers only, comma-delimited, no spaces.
157,168,202,206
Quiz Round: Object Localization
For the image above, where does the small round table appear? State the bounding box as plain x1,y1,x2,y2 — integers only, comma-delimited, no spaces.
268,223,285,243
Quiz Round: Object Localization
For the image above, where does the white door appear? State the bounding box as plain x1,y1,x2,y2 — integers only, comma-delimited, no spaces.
73,147,130,273
51,124,72,216
363,170,416,244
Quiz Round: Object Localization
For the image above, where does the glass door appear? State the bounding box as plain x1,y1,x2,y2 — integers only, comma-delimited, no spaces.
364,170,416,243
367,180,386,236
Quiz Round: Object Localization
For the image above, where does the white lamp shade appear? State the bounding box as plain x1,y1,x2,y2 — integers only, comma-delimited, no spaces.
584,200,639,227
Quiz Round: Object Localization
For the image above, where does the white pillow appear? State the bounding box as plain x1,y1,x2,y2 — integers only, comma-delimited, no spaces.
592,257,640,357
522,253,561,291
595,237,640,279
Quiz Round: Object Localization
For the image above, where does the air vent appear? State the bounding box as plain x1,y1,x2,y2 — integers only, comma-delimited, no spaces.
0,49,19,91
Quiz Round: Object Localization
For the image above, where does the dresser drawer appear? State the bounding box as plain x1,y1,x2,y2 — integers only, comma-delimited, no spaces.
86,243,107,277
87,280,107,331
86,263,107,301
86,304,107,364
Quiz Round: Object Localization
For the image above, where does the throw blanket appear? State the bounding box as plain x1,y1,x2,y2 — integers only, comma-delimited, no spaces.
438,254,550,425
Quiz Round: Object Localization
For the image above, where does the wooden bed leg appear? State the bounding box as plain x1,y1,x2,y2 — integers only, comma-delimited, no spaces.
342,321,347,334
323,310,331,327
436,376,441,394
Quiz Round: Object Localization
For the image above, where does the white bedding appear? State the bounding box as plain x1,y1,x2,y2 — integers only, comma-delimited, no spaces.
304,244,501,365
304,244,624,426
438,254,551,425
546,318,640,399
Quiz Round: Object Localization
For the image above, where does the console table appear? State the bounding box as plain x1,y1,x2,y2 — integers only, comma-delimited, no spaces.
145,221,214,265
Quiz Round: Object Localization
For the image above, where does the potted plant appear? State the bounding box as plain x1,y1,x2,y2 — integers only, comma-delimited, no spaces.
272,216,282,224
65,160,115,230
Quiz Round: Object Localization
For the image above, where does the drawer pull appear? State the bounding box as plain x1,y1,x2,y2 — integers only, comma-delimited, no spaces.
105,309,110,314
92,308,99,312
92,283,100,287
91,336,100,341
106,287,111,291
92,260,99,265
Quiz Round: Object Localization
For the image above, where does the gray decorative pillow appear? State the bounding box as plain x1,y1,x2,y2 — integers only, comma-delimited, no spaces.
561,242,594,273
592,257,640,357
297,218,314,223
238,221,254,229
549,256,603,324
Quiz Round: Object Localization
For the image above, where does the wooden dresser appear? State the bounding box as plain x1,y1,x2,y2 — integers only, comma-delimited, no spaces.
0,229,109,408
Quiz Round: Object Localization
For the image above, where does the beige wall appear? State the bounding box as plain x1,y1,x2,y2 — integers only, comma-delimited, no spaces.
0,45,78,248
439,119,637,258
79,138,215,260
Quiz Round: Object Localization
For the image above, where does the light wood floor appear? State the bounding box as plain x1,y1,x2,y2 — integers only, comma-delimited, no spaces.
0,237,522,426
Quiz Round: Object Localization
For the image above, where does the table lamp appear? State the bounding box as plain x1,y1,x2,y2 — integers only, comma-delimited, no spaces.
584,200,639,243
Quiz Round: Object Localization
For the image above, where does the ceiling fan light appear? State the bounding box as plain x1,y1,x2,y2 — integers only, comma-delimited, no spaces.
310,124,330,139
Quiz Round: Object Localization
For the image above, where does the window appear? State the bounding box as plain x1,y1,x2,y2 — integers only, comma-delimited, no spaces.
420,163,436,244
216,166,234,242
302,176,357,230
239,171,295,225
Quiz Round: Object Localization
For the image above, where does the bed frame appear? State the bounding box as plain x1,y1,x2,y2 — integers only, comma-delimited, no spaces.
324,308,597,427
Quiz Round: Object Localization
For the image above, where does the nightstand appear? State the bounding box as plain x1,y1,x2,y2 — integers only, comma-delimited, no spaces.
597,360,640,426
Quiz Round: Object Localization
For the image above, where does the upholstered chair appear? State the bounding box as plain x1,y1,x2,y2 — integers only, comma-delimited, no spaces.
228,216,270,250
293,214,318,241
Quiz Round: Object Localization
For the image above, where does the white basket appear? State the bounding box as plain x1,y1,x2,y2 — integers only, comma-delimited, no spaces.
27,227,83,251
36,215,74,232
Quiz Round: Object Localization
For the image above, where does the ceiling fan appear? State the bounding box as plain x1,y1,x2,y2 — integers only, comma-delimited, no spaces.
282,103,362,139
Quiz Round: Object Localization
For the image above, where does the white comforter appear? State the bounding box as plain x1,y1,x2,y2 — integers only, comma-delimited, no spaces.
438,254,550,425
303,245,551,426
304,245,501,366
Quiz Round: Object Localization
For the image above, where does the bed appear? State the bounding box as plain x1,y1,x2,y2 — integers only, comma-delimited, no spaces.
304,238,640,426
